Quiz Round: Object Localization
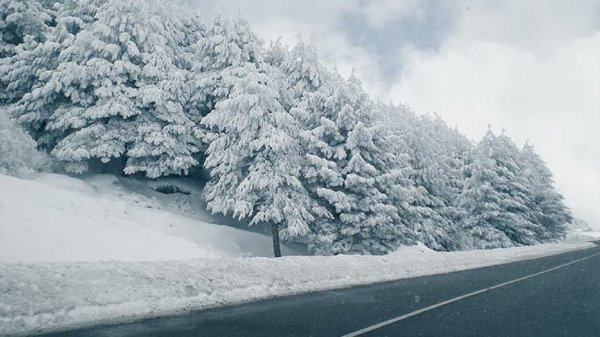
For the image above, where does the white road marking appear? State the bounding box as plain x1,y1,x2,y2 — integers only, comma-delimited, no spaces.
341,251,600,337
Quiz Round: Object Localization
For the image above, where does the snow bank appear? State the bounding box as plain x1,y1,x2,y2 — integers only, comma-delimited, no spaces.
0,241,593,336
0,173,301,263
566,230,600,241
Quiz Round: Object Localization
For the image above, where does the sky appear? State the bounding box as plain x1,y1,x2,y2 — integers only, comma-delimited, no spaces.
187,0,600,229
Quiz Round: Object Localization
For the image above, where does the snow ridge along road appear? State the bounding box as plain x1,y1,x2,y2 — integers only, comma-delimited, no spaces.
0,241,594,336
34,241,600,337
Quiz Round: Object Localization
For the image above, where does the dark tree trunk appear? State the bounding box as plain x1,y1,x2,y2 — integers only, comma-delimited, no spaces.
271,223,282,258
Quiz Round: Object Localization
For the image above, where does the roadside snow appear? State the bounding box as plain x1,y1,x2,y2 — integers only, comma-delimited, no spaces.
0,241,593,336
0,173,301,263
566,230,600,241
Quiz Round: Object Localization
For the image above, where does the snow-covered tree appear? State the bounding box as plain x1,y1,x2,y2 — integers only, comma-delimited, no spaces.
0,0,48,103
304,74,413,255
458,147,514,248
202,64,323,257
281,39,327,103
0,0,101,105
392,111,455,250
521,142,572,240
493,132,545,244
410,116,474,250
277,39,332,133
264,38,289,68
124,45,202,178
459,129,542,248
9,0,201,177
190,15,262,116
188,14,264,159
0,0,52,58
375,104,471,251
0,109,48,176
121,2,203,177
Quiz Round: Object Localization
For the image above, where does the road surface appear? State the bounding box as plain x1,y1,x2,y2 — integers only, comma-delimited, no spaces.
37,242,600,337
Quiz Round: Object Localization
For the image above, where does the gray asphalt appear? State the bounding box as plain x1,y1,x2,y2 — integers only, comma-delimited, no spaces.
35,242,600,337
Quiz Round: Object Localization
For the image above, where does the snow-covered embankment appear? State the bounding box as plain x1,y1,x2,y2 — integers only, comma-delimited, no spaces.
1,241,593,336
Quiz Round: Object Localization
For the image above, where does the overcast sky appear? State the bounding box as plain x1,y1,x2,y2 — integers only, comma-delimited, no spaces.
187,0,600,229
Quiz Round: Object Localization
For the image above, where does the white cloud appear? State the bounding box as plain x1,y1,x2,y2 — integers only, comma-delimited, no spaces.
453,0,600,55
362,0,424,28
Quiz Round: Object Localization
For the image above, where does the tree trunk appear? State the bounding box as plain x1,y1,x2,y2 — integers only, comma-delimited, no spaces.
271,223,282,258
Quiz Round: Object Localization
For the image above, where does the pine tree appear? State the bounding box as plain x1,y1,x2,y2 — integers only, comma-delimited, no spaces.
459,142,514,249
9,0,201,176
375,104,468,251
493,132,544,244
189,14,264,157
459,129,542,248
122,2,203,177
0,0,100,106
279,39,331,130
521,142,572,240
264,38,289,68
399,113,457,250
0,0,49,104
191,15,262,115
0,108,48,176
0,0,52,58
124,43,201,178
304,74,413,255
201,63,322,257
282,39,327,104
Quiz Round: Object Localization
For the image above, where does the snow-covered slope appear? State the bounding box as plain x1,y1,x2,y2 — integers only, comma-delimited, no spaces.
0,173,301,263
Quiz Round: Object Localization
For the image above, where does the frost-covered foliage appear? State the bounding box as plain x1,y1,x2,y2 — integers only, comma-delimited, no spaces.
202,64,324,251
298,74,415,255
521,142,572,240
379,105,469,251
189,15,262,122
379,108,570,251
0,0,572,255
0,110,47,176
0,0,101,109
4,0,203,177
0,0,51,58
459,130,547,249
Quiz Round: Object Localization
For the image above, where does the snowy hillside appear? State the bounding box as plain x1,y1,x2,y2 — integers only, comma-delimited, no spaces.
0,173,303,263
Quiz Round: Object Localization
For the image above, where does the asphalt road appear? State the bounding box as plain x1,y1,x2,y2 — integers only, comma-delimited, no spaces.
37,242,600,337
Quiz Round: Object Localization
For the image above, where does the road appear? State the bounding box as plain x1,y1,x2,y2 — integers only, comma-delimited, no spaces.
37,242,600,337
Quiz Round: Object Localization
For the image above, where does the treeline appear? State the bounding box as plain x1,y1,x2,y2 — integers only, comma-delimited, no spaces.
0,0,572,255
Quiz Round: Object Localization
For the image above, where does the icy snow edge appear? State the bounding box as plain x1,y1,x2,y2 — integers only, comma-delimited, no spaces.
0,241,594,336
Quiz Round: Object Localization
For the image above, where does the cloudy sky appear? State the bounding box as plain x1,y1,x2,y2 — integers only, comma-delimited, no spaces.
187,0,600,229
